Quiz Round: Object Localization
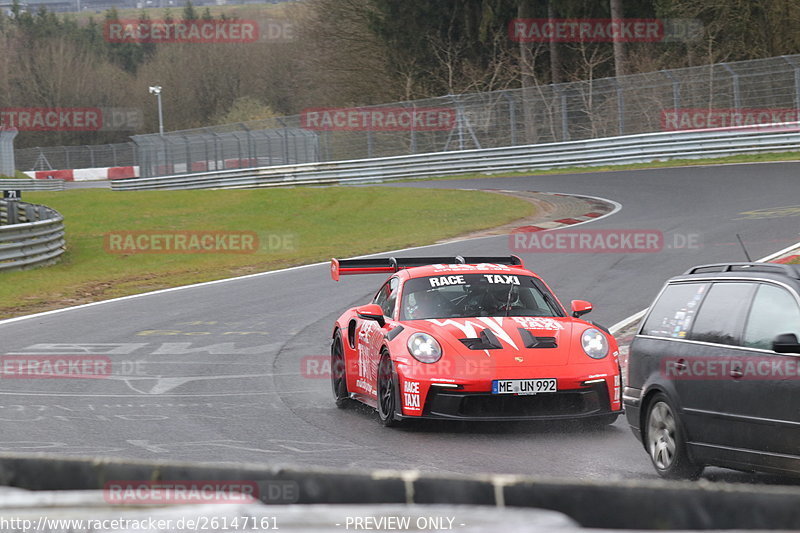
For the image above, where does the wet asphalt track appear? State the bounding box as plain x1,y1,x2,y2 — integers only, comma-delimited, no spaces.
1,162,799,484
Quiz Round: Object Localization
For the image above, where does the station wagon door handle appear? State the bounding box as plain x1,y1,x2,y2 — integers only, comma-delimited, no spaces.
730,366,744,379
674,359,687,371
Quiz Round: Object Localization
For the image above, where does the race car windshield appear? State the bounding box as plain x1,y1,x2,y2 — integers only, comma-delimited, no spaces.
400,273,564,320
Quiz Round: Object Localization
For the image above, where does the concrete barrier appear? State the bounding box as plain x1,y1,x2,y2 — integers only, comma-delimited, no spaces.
23,166,140,182
0,453,798,529
28,169,75,181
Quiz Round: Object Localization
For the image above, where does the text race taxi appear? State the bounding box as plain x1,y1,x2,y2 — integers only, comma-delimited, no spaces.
329,256,622,427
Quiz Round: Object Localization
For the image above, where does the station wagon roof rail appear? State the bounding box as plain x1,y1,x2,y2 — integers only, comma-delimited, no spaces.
682,262,800,279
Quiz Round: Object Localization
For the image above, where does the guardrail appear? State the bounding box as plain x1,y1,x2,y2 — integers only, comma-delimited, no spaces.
0,179,66,191
2,453,800,530
111,123,800,191
0,200,66,272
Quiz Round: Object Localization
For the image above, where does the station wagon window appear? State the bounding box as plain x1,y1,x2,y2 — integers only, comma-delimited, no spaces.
688,282,756,346
743,284,800,350
641,282,708,338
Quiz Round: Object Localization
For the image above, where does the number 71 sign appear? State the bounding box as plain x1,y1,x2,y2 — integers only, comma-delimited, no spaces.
2,190,21,200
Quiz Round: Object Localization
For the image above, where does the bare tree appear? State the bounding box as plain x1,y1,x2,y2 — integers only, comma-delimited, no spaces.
656,0,800,65
11,35,136,145
291,0,396,106
610,0,626,77
548,0,562,84
517,0,545,144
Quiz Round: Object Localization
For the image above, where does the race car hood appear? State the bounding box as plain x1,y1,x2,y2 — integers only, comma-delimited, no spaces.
405,316,581,367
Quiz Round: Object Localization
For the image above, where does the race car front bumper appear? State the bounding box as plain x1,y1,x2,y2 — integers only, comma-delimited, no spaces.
418,381,618,421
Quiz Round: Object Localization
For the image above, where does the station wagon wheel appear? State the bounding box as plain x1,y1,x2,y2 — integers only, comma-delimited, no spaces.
331,330,350,408
645,393,702,480
377,351,402,427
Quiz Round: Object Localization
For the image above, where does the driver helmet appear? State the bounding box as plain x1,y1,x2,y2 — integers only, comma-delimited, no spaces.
486,283,520,310
408,289,440,319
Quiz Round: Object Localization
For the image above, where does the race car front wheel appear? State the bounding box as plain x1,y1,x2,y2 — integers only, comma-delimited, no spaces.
377,351,402,427
331,330,350,408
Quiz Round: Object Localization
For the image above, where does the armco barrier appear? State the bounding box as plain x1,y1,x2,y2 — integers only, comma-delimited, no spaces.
0,179,65,191
0,200,65,271
111,122,800,191
0,453,798,530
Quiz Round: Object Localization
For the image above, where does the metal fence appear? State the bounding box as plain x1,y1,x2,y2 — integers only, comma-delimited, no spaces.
15,54,800,176
112,123,800,191
133,127,320,179
144,55,800,170
14,142,137,172
132,53,800,177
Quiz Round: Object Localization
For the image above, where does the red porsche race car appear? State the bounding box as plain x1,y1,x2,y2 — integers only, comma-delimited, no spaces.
329,255,622,427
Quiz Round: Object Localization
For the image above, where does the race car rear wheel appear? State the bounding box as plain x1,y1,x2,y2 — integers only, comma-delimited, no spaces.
331,330,350,409
377,351,402,427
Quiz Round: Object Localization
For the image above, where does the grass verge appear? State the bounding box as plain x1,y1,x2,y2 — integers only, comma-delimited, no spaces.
0,171,31,179
409,150,800,183
0,187,533,319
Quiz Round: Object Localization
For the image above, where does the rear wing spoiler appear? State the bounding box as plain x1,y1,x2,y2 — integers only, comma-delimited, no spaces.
330,255,523,281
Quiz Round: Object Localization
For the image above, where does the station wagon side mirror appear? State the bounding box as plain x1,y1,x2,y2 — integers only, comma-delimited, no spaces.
571,300,593,318
772,333,800,354
356,304,386,327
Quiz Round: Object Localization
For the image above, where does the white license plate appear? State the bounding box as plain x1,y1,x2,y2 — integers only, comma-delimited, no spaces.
492,378,557,395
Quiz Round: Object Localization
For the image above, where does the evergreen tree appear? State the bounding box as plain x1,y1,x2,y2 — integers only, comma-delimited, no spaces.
182,1,198,21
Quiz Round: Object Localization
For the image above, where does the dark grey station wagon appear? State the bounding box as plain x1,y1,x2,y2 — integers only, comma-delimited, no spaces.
624,262,800,479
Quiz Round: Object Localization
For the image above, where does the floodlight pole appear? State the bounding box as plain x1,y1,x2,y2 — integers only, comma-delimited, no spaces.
149,85,164,135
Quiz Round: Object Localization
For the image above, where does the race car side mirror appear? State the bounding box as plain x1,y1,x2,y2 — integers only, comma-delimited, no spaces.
571,300,593,318
356,304,386,327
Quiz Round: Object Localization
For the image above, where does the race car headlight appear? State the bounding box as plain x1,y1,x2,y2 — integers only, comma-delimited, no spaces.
581,328,609,359
407,333,442,363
